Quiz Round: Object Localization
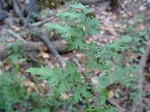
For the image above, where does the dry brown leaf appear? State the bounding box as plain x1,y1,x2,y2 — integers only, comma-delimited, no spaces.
102,23,117,37
61,93,70,100
58,110,65,112
39,44,47,52
24,80,42,96
11,25,20,32
138,24,145,30
76,53,85,63
41,52,50,59
5,64,11,71
24,80,35,87
108,90,114,99
78,67,85,73
40,82,46,89
6,38,16,42
27,87,32,94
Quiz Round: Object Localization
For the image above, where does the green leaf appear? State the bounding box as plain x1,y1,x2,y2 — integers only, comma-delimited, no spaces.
139,47,145,54
46,76,59,86
71,26,84,37
65,62,77,74
86,17,101,35
45,23,72,39
87,42,99,57
99,89,108,105
26,66,52,80
57,12,85,22
71,89,81,103
85,106,98,112
68,38,86,50
55,81,71,94
88,59,108,71
86,17,101,27
106,35,132,51
80,84,91,98
69,3,86,11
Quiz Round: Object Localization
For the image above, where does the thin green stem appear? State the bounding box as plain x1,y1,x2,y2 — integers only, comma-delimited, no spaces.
83,23,88,81
84,48,88,79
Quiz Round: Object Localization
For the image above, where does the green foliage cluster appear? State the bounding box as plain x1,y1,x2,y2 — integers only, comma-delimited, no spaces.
27,62,91,104
123,16,150,108
0,43,62,112
98,13,150,96
0,71,66,112
125,25,150,57
45,3,100,50
0,72,25,112
26,2,133,111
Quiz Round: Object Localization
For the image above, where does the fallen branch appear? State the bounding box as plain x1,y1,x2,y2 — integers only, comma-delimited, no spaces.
0,41,42,60
7,29,43,51
0,40,68,60
0,29,42,60
131,40,150,112
7,30,68,53
0,30,68,60
8,29,67,53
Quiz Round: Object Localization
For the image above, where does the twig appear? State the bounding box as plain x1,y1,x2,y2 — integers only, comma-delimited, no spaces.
7,29,26,42
107,99,127,112
77,0,109,4
131,40,150,112
31,18,52,27
72,57,82,67
38,34,66,69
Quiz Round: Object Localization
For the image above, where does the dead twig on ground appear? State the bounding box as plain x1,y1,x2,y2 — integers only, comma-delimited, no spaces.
38,34,66,69
7,29,26,42
31,18,52,27
107,99,127,112
72,57,82,68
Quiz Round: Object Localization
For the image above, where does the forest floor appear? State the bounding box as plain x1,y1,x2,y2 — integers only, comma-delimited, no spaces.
0,0,150,112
